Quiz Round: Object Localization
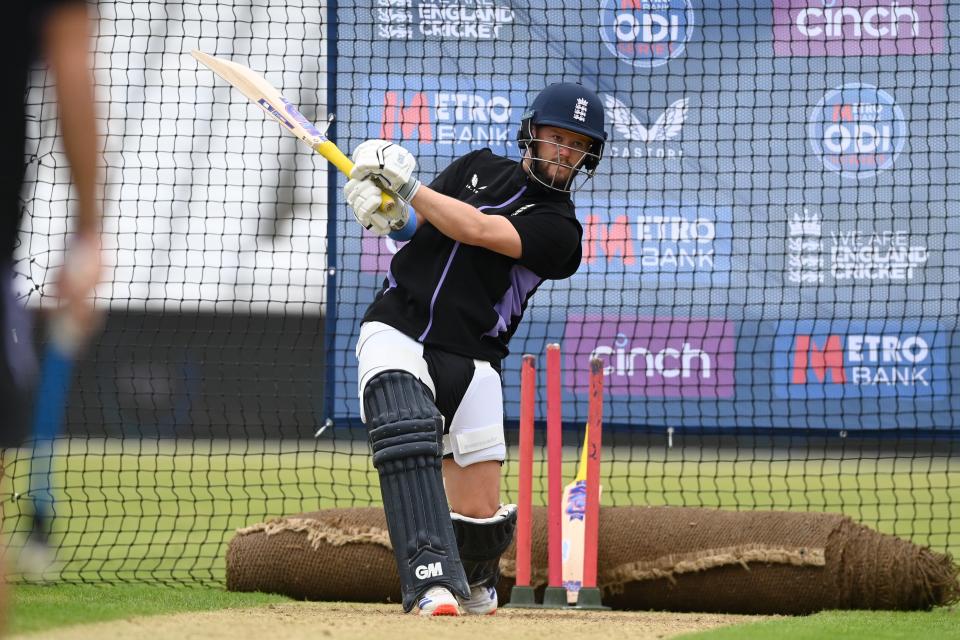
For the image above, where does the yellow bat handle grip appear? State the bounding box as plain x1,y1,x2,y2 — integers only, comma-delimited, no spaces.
574,424,590,482
314,140,396,213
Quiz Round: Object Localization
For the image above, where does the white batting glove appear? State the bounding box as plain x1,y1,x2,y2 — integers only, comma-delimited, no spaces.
350,139,422,202
344,177,405,237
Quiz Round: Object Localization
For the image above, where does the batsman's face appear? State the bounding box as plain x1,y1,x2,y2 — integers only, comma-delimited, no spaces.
530,126,593,188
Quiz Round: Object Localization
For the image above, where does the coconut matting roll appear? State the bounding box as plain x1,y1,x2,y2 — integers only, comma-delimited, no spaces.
226,506,959,614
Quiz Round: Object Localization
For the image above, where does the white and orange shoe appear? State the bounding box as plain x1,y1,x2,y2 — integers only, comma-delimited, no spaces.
416,586,462,617
457,584,498,616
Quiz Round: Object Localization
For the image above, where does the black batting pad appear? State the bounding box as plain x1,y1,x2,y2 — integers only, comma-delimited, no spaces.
451,504,518,588
364,370,470,611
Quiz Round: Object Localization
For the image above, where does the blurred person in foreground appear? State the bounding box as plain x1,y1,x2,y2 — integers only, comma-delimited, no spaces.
0,0,103,630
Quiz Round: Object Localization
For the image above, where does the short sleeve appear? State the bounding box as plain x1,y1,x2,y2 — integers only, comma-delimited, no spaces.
509,209,583,280
428,149,485,197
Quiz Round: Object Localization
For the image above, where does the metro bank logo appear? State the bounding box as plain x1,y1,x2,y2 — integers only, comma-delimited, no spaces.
563,315,735,398
576,199,732,286
773,1,945,56
369,75,525,156
773,320,948,399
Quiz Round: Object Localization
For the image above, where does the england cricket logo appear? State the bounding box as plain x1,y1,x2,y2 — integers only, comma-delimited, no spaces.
603,94,688,159
573,98,589,122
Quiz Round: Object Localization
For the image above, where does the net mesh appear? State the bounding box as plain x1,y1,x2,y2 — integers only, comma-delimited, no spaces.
3,0,958,585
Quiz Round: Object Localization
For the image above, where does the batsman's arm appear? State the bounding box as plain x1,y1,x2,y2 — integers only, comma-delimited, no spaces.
23,0,105,557
45,1,100,239
410,186,522,258
350,141,520,252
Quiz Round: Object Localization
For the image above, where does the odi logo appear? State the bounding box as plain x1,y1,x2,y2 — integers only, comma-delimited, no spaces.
773,320,948,399
599,0,694,68
808,83,907,180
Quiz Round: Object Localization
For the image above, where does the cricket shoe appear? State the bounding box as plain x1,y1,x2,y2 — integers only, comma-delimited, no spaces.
416,586,462,617
457,584,498,615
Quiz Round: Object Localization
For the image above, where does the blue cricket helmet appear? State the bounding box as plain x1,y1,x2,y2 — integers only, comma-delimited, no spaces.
517,82,608,172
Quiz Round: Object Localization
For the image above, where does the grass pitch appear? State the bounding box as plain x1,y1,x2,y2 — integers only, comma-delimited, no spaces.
1,438,956,585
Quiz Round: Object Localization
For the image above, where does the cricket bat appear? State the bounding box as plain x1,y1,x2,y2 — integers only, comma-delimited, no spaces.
561,424,602,604
191,50,396,214
19,310,89,577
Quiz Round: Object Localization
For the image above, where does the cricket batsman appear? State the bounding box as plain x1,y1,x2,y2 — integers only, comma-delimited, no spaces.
347,83,608,616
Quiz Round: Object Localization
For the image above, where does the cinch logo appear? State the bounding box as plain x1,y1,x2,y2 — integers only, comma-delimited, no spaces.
563,316,735,398
773,320,948,398
592,335,713,380
808,83,907,180
371,75,525,157
415,562,443,579
599,0,695,68
576,200,732,285
773,1,945,57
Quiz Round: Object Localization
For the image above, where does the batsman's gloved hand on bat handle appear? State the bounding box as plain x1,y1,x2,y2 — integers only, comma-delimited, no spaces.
344,177,418,241
350,139,422,202
345,139,421,241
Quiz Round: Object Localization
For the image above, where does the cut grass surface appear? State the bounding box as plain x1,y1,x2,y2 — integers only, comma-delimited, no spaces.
680,608,960,640
1,439,956,584
9,583,291,635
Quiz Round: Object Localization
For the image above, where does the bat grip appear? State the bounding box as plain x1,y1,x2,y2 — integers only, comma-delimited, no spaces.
315,140,396,213
379,191,397,214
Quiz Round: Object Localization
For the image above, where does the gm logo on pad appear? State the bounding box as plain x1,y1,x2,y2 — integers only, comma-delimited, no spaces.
772,320,948,399
415,562,443,579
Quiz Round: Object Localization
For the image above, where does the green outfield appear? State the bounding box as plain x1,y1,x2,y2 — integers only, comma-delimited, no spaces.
682,609,960,640
2,438,957,584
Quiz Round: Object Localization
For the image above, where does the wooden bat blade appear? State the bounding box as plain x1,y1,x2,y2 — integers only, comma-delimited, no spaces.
191,50,395,213
191,50,325,147
560,478,587,604
561,425,601,604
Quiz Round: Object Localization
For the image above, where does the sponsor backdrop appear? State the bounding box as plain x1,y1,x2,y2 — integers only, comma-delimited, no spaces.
9,0,957,587
330,0,959,432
